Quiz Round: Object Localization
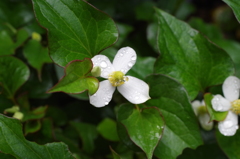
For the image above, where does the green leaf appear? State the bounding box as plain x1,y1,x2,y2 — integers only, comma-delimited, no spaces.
146,74,203,159
23,39,52,78
154,8,234,100
216,129,240,159
117,104,164,159
0,114,74,159
32,0,118,67
127,56,156,80
97,118,119,141
24,120,41,135
204,93,228,121
223,0,240,23
110,147,122,159
0,56,30,99
48,58,99,95
0,29,29,56
22,106,48,122
0,30,15,55
70,121,98,154
0,153,15,159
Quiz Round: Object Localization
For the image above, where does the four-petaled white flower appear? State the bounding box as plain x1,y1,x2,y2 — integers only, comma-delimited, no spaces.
192,100,213,131
89,47,150,107
211,76,240,136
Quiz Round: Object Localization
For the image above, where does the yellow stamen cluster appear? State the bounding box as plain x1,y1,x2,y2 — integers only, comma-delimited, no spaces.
108,71,128,87
231,99,240,114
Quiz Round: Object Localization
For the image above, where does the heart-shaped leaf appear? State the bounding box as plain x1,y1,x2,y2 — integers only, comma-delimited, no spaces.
0,29,29,56
32,0,118,67
146,74,203,159
0,114,75,159
204,93,228,122
97,118,119,141
117,104,164,159
216,129,240,159
48,58,99,95
154,8,234,100
0,56,30,99
23,39,52,79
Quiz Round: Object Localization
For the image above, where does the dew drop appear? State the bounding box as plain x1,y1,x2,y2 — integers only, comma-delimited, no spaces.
135,96,139,100
93,94,97,97
236,125,239,129
105,102,109,105
216,97,219,101
120,53,124,56
100,61,108,68
131,55,136,60
97,57,101,60
128,62,133,68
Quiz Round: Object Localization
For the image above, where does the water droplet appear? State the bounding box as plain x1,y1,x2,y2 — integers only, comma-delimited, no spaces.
217,106,222,111
131,55,136,60
105,102,109,105
135,96,139,100
235,90,238,94
216,97,219,101
100,61,107,68
236,125,239,129
102,71,109,77
97,57,101,60
120,53,124,56
93,94,97,97
128,62,133,68
161,126,164,129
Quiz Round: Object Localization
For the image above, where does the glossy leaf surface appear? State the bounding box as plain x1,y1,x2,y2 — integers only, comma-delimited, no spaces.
117,104,164,159
0,114,74,159
32,0,118,67
0,56,30,98
154,8,234,100
146,74,203,159
48,58,98,95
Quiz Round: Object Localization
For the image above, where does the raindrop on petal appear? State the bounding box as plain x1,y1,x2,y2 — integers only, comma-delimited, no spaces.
131,55,136,60
100,61,108,68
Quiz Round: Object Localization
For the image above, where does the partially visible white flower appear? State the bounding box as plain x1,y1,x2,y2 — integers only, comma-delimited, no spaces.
192,100,213,131
211,76,240,136
89,47,150,107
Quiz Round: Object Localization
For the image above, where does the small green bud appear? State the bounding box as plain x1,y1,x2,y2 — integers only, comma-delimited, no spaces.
13,112,24,120
4,106,19,114
91,66,101,77
32,32,42,41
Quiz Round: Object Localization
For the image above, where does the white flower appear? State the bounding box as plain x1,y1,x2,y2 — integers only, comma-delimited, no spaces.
89,47,150,107
211,76,240,136
192,100,213,131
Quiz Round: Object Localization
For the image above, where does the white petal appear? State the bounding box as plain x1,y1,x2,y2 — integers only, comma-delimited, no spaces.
117,76,150,104
112,47,137,74
211,95,231,112
191,100,202,115
91,55,115,78
198,113,213,131
89,80,116,107
218,111,238,136
223,76,240,102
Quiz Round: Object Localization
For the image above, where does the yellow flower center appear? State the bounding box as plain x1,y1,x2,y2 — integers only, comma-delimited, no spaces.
231,99,240,114
108,71,128,87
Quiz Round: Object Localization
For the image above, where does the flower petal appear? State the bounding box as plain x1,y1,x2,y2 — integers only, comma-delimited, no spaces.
211,95,231,112
117,76,150,104
218,111,238,136
198,114,213,131
112,47,137,74
91,55,115,78
191,100,202,115
222,76,240,102
89,80,116,107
